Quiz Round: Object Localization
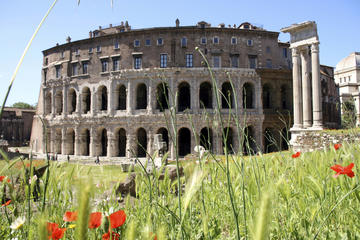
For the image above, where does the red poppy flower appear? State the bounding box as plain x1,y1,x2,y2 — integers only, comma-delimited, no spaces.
0,176,10,183
292,152,301,158
334,143,342,150
51,227,66,240
47,222,59,233
2,200,11,207
102,231,120,240
330,163,355,178
26,163,31,167
150,232,158,240
109,210,126,229
63,211,78,222
88,212,102,229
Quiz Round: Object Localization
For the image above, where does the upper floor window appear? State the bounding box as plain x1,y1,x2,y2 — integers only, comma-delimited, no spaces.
230,55,239,68
231,37,237,45
157,38,163,46
60,51,65,59
82,61,88,74
160,54,168,68
213,56,221,68
114,41,119,49
247,39,253,46
93,32,99,37
134,40,140,47
213,37,219,44
96,45,101,52
72,63,78,76
101,59,108,72
113,58,120,71
181,37,187,47
200,37,207,45
134,56,142,69
186,54,193,68
89,47,93,53
55,65,61,78
75,48,80,56
282,48,288,58
266,46,271,53
145,39,151,46
249,55,257,69
266,59,272,68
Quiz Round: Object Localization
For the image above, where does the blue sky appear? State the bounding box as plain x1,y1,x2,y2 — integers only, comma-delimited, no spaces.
1,0,359,106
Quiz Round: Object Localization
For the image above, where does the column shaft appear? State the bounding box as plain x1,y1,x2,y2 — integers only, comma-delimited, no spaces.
301,48,312,128
291,48,303,129
311,43,323,128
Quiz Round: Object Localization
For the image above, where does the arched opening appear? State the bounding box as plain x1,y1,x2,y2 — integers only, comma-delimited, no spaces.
136,83,147,109
116,85,126,110
117,128,126,157
66,128,75,155
55,90,63,114
264,128,277,153
45,92,52,115
81,129,90,156
178,128,191,157
199,82,212,109
281,128,290,150
262,84,272,109
221,82,234,109
280,84,290,110
243,83,254,109
200,127,213,151
55,129,62,154
68,88,77,114
157,127,169,153
178,82,190,112
100,128,107,156
156,82,169,111
82,87,91,114
98,86,108,111
243,126,257,155
223,127,234,154
137,128,147,157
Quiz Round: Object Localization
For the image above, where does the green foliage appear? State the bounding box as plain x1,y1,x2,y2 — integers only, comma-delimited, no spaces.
11,102,35,109
341,99,357,129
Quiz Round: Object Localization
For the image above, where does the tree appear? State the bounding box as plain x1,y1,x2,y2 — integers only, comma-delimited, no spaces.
341,98,356,129
11,102,35,109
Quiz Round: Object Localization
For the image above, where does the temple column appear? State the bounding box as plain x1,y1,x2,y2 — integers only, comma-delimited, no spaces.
291,48,303,129
311,43,323,129
300,48,312,128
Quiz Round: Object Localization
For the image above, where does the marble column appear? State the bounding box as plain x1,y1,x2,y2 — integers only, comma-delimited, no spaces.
311,43,323,129
300,48,312,128
291,48,303,129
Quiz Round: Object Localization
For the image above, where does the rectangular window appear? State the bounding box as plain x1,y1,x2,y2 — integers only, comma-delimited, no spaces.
145,39,151,46
160,54,168,68
72,63,78,76
266,46,271,53
113,58,120,71
134,56,142,69
96,45,101,52
213,56,220,68
55,65,61,78
213,37,219,44
231,37,237,45
134,40,140,47
75,49,80,56
181,37,187,47
249,55,257,69
114,41,119,49
101,59,108,72
157,38,163,46
282,48,288,58
201,37,207,44
82,62,88,74
89,47,93,53
266,59,272,68
247,39,253,46
230,55,239,68
186,54,193,68
60,51,65,59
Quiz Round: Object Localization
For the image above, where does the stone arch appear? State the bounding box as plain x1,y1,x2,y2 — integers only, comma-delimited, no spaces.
264,127,277,153
68,88,77,114
262,83,272,109
199,82,212,109
98,86,108,111
65,128,75,155
45,92,52,115
82,87,91,114
200,127,213,151
243,82,254,109
116,128,127,157
223,127,234,154
156,82,169,111
136,83,147,110
221,82,234,109
243,125,257,155
116,84,127,110
280,84,290,110
99,128,108,156
178,82,191,112
137,128,147,157
54,128,62,154
281,127,290,150
178,127,191,157
55,90,63,114
80,128,90,156
157,127,169,152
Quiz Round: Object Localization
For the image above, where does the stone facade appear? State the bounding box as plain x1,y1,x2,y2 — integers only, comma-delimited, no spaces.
31,20,300,160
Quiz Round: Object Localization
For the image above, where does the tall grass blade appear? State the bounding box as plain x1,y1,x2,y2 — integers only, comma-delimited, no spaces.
253,191,272,240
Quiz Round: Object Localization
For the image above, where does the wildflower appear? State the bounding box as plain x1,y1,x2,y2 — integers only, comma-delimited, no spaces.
89,212,102,229
26,163,31,168
0,176,10,183
2,200,11,207
292,152,301,158
68,224,76,229
47,222,66,240
63,211,78,222
102,231,120,240
29,175,38,184
331,163,355,178
109,210,126,229
10,216,26,231
334,143,342,150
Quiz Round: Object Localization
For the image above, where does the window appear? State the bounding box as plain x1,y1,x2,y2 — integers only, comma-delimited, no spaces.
55,65,61,78
282,48,288,58
114,41,119,49
43,69,47,82
96,45,101,52
247,39,253,46
93,32,99,37
145,39,151,46
230,55,239,68
157,38,163,46
72,63,78,76
181,37,187,47
249,55,257,69
213,56,221,68
231,37,237,45
101,59,108,72
89,47,93,53
160,54,167,68
213,37,219,44
82,62,88,74
244,24,250,29
134,56,142,69
75,48,80,56
186,54,193,68
266,46,271,53
134,40,140,47
60,51,65,58
266,59,272,68
200,37,207,45
45,58,48,65
113,58,120,71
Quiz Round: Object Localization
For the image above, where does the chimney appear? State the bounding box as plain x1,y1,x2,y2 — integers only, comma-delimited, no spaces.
99,26,102,30
66,36,71,43
89,31,92,38
176,18,180,27
109,24,112,28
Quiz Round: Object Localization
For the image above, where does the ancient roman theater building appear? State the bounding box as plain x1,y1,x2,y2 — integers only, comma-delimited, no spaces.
31,20,296,161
